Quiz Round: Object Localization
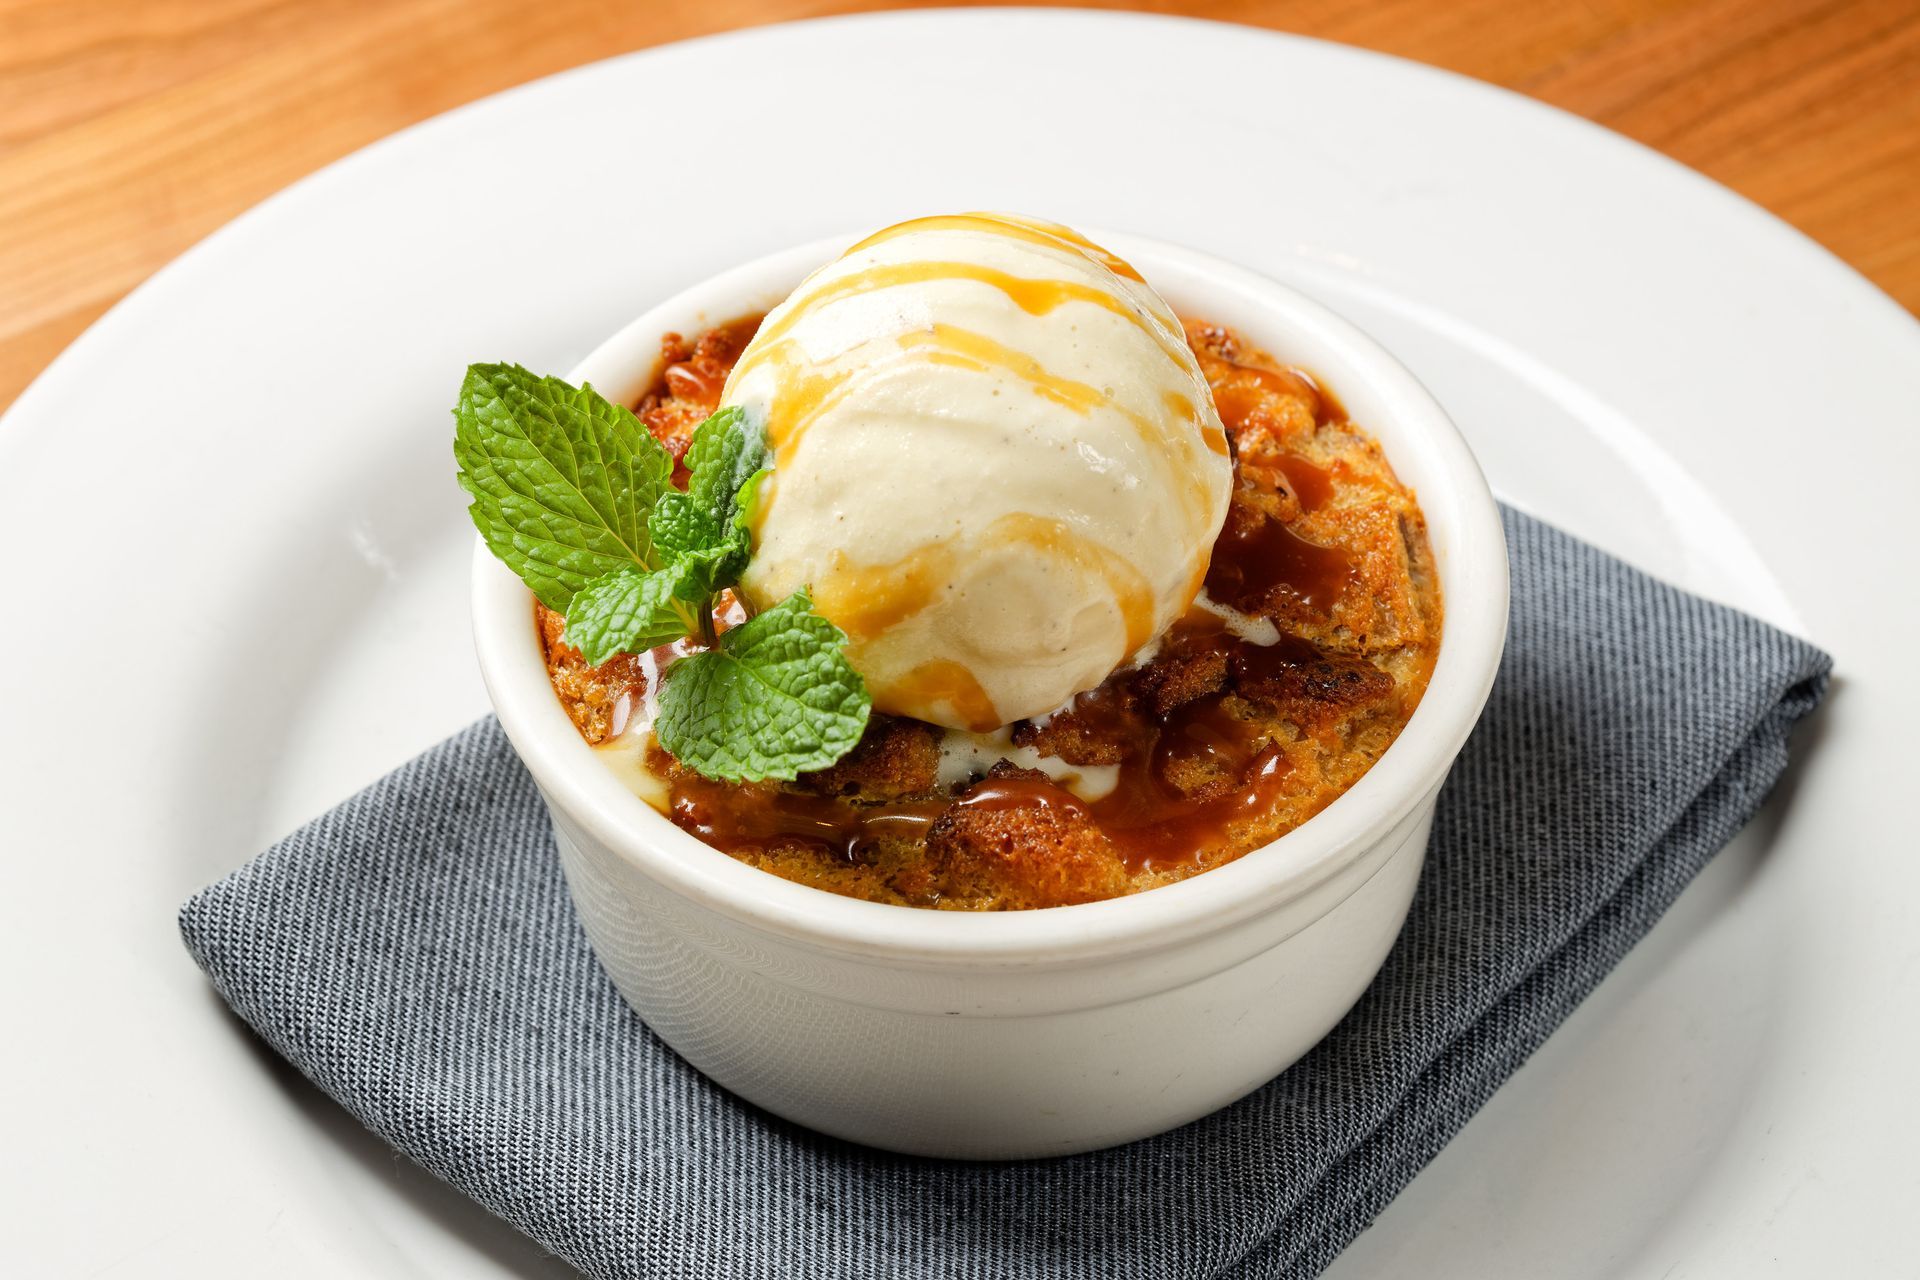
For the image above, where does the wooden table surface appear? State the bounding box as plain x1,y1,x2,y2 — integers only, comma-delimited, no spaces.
3,0,1916,413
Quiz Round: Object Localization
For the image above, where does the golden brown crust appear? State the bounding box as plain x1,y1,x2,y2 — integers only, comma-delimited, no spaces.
796,714,942,800
1010,708,1131,765
635,318,761,479
917,764,1129,909
1132,646,1230,719
1190,314,1439,661
534,601,645,745
1240,651,1396,731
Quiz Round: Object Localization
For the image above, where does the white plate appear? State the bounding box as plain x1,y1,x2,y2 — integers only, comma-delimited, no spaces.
1,11,1914,1276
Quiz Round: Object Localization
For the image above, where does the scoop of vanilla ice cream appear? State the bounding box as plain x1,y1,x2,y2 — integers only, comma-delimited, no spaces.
725,213,1232,730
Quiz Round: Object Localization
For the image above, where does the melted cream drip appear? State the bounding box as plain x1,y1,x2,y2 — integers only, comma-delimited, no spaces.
935,727,1120,802
1192,588,1281,646
593,729,669,809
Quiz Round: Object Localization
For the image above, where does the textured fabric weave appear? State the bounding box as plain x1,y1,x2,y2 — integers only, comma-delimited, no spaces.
180,509,1830,1279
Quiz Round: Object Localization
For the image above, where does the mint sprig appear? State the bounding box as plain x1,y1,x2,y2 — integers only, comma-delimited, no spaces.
454,364,673,611
563,563,700,667
656,590,869,782
649,406,771,606
454,365,871,781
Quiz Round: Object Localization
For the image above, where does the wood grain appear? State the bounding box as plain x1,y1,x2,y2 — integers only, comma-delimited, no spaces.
2,0,1916,412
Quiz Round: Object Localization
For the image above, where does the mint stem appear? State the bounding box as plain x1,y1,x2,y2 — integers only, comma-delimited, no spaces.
698,600,720,650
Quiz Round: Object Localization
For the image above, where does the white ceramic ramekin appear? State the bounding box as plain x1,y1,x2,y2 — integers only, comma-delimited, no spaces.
471,232,1509,1159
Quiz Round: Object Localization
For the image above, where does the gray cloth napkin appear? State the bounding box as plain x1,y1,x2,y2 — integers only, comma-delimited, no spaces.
179,509,1830,1279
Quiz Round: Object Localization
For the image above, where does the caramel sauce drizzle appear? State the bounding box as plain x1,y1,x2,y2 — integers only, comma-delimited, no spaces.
899,325,1225,491
734,256,1195,376
1202,346,1353,613
991,513,1157,653
807,511,1156,651
743,320,1217,481
808,511,1156,726
1277,454,1335,512
671,774,948,864
886,659,1001,734
738,316,1223,553
755,358,861,472
724,215,1227,562
845,211,1147,283
1204,504,1351,615
1084,619,1320,870
901,323,1107,414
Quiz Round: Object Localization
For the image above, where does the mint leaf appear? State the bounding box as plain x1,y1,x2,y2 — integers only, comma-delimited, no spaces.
456,365,867,783
655,590,871,782
683,405,770,539
648,406,768,597
563,565,699,667
455,363,673,610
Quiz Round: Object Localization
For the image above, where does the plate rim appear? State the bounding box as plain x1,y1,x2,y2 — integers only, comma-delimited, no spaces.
1,10,1912,1277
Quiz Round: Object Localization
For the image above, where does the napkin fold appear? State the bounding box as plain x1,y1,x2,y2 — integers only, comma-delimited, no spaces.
180,509,1829,1279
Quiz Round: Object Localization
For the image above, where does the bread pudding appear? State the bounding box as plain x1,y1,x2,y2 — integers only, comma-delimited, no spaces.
534,312,1440,909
